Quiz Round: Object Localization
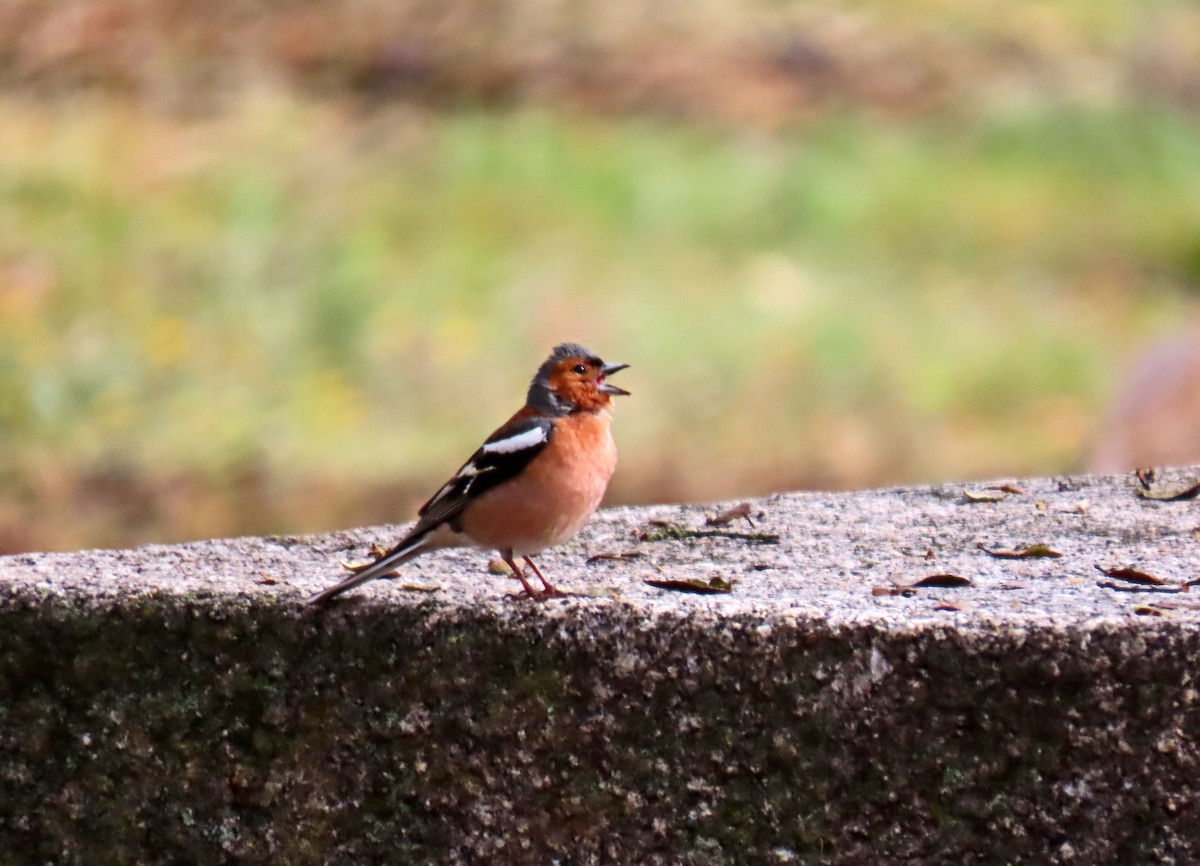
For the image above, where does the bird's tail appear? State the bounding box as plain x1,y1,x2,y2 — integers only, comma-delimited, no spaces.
305,531,434,605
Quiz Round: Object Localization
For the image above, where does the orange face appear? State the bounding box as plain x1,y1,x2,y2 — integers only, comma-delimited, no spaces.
546,355,630,413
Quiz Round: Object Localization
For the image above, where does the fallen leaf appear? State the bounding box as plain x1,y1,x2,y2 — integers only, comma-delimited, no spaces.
257,575,280,585
991,484,1025,495
399,583,440,593
1136,480,1200,502
1133,605,1165,616
963,488,1008,503
977,543,1063,560
488,559,513,575
1133,599,1200,611
645,576,733,594
998,581,1031,591
340,543,394,574
340,559,400,577
585,551,644,564
706,502,754,527
897,573,973,588
1095,565,1166,586
1135,467,1157,489
933,600,970,612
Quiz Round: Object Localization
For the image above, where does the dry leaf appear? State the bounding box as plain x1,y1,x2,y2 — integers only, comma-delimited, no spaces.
488,559,512,575
1095,565,1165,586
1136,480,1200,502
585,551,644,564
340,542,394,574
900,573,973,588
1132,599,1200,611
706,502,754,527
400,583,440,593
340,559,400,577
872,586,916,597
963,488,1008,503
1135,467,1157,489
645,576,733,594
977,543,1063,559
1133,605,1165,616
933,600,970,612
1096,566,1187,593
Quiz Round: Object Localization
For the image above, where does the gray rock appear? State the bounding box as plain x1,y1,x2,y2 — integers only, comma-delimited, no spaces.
2,468,1199,863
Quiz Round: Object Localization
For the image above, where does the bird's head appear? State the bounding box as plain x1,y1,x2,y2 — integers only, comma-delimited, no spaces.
528,343,630,416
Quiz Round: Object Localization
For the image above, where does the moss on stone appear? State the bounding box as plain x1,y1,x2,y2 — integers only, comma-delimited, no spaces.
2,595,1199,864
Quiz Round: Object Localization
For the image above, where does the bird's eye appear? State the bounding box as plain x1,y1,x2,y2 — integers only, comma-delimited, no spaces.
572,364,588,375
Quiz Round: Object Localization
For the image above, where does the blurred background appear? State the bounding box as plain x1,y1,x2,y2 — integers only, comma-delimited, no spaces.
2,0,1200,554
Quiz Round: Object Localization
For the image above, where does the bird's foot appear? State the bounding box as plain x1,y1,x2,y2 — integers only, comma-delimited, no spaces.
508,586,567,602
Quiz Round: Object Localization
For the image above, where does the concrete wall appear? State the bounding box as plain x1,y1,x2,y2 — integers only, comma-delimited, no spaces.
2,468,1199,864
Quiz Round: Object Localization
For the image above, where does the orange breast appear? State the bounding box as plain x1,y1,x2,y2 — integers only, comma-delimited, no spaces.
461,411,618,556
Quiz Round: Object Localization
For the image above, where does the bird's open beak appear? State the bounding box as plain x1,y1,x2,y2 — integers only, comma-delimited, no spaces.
598,361,630,396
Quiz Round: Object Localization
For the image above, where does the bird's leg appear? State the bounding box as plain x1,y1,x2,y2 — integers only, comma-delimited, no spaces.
523,556,564,598
501,551,543,600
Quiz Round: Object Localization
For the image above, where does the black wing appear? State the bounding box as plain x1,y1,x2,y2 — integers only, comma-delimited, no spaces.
413,416,555,532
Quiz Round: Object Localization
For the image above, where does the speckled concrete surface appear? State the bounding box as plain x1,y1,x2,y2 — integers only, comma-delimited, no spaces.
2,468,1199,863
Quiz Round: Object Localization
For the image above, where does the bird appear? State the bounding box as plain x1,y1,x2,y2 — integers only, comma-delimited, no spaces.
306,343,629,605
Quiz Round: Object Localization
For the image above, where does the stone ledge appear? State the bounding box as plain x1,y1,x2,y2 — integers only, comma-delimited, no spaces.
2,468,1199,863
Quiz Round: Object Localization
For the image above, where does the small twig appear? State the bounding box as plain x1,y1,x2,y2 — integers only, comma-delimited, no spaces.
635,522,779,544
1097,581,1187,595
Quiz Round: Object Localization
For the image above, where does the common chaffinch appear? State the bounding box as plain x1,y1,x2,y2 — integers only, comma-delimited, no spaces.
306,343,629,604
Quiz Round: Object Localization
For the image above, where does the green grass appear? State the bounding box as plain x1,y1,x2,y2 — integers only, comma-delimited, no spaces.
1,92,1197,548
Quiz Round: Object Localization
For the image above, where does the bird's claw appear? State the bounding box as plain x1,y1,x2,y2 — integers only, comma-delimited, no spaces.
508,586,566,602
